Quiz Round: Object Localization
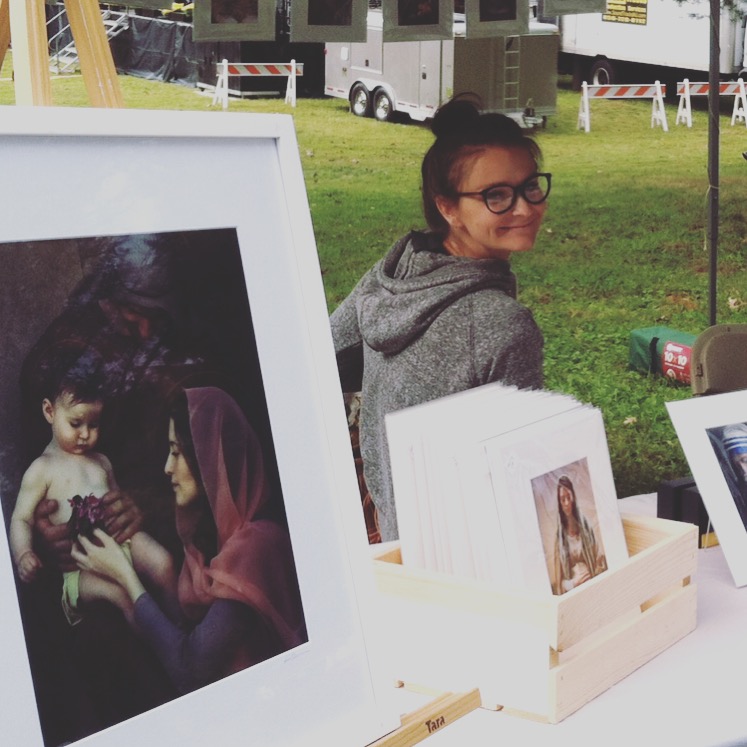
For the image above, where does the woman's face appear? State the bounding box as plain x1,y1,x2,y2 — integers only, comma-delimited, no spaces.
165,419,201,508
734,453,747,480
559,485,575,517
436,145,547,260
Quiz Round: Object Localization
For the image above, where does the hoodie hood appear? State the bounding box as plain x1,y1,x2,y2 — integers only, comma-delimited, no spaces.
357,231,517,355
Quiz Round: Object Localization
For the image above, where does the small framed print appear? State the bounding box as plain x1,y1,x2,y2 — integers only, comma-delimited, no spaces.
484,406,628,594
668,391,747,587
0,106,397,747
289,0,368,43
464,0,529,37
382,0,453,42
193,0,276,41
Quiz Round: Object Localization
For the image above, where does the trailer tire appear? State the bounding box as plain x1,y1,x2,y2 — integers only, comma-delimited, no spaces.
373,90,394,122
590,58,615,86
350,84,371,117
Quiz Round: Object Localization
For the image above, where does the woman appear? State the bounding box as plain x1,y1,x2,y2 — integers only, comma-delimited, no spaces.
73,386,307,694
711,423,747,527
553,475,607,595
332,95,549,541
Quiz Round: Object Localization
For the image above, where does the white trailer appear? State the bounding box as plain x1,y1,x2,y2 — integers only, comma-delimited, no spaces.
324,10,559,126
559,0,747,86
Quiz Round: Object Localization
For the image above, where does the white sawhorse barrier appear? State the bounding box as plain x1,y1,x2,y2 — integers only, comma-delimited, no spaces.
675,78,747,127
212,59,304,109
578,81,668,132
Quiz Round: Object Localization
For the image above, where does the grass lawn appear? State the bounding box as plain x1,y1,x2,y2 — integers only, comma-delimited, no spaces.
2,56,746,499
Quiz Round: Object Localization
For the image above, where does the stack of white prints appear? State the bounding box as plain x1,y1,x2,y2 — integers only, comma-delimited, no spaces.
386,383,629,595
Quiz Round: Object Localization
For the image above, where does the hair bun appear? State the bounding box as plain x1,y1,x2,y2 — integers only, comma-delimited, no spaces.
431,94,482,138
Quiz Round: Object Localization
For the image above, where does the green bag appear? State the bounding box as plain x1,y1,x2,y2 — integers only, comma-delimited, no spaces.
629,326,697,384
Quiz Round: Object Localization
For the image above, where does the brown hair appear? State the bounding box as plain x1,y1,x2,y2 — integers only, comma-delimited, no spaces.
421,95,543,236
556,475,580,531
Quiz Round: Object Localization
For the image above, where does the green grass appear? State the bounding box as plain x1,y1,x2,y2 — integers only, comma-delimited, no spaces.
2,57,747,499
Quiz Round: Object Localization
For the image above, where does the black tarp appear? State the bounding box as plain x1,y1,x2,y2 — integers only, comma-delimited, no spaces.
111,16,205,86
46,7,325,94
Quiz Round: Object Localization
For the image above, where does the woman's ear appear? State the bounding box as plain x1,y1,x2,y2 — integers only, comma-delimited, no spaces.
434,195,461,231
42,398,55,425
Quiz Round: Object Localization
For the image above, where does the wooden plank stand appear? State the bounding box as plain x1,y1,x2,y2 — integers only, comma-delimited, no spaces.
367,689,481,746
0,0,123,107
372,514,698,723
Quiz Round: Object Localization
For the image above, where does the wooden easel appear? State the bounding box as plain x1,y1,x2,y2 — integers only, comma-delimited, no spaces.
0,0,123,107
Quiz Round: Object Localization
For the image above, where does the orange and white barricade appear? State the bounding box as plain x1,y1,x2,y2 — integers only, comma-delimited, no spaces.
578,81,668,133
675,78,747,127
212,59,304,110
733,78,747,125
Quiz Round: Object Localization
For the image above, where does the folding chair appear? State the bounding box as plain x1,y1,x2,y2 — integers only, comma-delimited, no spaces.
690,324,747,395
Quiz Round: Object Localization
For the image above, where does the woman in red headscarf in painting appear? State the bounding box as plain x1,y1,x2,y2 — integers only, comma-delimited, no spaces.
74,386,307,694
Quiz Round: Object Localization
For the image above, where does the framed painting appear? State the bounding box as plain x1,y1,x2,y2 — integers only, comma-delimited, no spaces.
0,106,397,747
192,0,276,41
668,391,747,587
381,0,453,42
484,405,628,594
289,0,368,43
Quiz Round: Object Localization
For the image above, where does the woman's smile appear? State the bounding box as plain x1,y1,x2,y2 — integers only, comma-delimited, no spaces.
437,145,548,261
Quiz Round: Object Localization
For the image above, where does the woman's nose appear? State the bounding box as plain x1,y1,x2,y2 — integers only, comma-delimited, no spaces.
512,195,533,215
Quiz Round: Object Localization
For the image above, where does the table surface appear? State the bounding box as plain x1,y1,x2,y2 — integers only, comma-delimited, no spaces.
382,495,747,747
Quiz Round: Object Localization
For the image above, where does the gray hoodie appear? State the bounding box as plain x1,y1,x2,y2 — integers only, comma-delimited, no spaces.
331,230,543,541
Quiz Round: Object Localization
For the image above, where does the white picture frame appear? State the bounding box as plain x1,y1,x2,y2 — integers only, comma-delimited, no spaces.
0,106,397,747
667,391,747,587
484,406,629,595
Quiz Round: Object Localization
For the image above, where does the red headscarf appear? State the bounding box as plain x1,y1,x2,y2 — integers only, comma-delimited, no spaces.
175,387,306,653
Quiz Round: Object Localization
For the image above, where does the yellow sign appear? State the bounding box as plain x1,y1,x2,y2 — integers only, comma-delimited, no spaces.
603,0,647,24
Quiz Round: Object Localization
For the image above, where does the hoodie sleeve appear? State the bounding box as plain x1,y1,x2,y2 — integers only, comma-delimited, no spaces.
471,299,544,391
330,273,369,392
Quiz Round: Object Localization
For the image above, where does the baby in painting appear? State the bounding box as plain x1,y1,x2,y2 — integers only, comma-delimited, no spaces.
9,363,172,625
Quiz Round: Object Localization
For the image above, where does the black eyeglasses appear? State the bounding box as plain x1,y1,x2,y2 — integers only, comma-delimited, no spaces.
453,173,552,215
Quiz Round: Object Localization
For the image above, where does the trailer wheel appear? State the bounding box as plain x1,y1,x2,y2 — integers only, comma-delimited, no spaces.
590,59,615,86
373,90,393,122
350,84,371,117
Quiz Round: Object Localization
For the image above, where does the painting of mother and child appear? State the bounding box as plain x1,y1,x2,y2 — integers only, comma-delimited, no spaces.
0,229,307,747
